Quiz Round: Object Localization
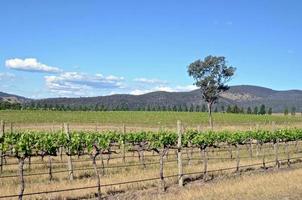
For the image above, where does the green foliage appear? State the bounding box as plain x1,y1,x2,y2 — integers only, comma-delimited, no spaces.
2,128,302,160
291,107,296,116
247,107,252,114
253,106,258,115
201,104,207,112
0,101,21,110
259,104,266,115
2,132,36,158
148,131,177,149
187,55,236,105
284,107,289,116
267,107,273,115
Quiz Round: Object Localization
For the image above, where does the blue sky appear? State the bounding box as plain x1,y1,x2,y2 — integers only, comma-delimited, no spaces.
0,0,301,98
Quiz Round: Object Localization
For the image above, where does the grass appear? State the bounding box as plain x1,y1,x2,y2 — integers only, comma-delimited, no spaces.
139,167,302,200
0,110,301,127
1,142,302,199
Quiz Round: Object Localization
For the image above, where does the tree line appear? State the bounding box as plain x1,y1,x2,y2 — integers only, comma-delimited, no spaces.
3,100,299,115
0,101,22,110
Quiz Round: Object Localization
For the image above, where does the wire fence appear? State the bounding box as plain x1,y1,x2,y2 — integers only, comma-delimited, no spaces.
1,156,301,199
1,141,299,166
1,148,301,179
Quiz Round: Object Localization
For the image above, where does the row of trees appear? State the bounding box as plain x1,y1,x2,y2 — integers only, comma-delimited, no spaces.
14,102,208,112
0,101,22,110
284,107,298,116
227,104,272,115
0,101,300,116
0,102,267,114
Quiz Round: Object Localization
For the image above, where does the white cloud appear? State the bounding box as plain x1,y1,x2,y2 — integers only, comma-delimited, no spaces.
134,77,168,85
0,72,15,80
130,85,198,95
130,89,153,95
174,85,198,91
5,58,62,73
45,72,124,97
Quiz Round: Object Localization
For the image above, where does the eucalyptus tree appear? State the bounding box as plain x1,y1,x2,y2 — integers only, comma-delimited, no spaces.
188,55,236,128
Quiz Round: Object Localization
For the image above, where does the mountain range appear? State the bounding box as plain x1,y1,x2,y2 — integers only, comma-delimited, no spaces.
1,85,301,112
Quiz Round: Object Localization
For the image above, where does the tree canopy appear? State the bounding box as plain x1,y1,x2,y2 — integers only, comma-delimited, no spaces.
188,55,236,128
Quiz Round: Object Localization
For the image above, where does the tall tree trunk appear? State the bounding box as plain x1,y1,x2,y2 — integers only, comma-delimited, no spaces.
207,103,213,130
18,157,25,200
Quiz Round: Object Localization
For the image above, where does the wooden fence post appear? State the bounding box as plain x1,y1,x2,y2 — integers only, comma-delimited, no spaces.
274,139,280,169
0,120,4,174
228,144,233,159
202,148,208,181
262,144,266,169
249,138,253,159
256,141,260,157
177,120,183,187
286,142,290,167
64,123,74,180
256,124,265,159
272,122,280,169
18,157,25,200
122,124,126,164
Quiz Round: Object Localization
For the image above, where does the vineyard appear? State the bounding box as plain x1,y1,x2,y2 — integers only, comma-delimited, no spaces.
1,110,302,126
2,120,302,199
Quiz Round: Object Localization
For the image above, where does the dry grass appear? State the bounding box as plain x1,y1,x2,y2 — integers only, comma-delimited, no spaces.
136,167,302,200
1,143,302,200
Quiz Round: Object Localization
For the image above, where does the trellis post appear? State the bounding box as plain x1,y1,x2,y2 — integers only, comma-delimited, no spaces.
122,124,126,164
177,120,183,187
0,120,4,174
64,123,74,180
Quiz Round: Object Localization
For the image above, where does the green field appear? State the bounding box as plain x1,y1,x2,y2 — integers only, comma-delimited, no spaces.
0,110,301,127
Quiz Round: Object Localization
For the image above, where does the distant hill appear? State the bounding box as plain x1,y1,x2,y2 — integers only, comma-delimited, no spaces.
0,91,27,104
30,85,302,113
